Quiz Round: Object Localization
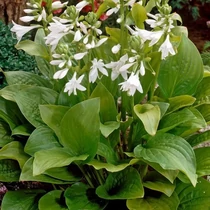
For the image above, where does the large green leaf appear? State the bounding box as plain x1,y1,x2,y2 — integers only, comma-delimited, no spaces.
126,192,179,210
0,159,20,182
90,83,117,122
65,183,107,210
0,84,30,102
134,133,197,186
20,158,77,184
39,105,70,140
187,130,210,147
14,86,58,127
1,190,45,210
24,126,62,156
176,178,210,210
60,98,100,161
4,71,52,88
158,35,203,98
143,171,176,197
134,104,161,136
33,148,88,176
16,40,49,59
100,121,120,138
39,190,68,210
196,104,210,123
0,141,29,169
194,147,210,177
96,167,144,199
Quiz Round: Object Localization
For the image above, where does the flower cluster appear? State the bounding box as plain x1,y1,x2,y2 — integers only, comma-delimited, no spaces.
11,0,182,96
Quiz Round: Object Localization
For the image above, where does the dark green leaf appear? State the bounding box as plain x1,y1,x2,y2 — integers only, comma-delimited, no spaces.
39,190,68,210
65,183,107,210
1,190,45,210
96,167,144,199
187,130,210,147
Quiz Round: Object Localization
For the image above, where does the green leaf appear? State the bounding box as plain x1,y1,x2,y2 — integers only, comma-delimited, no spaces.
96,167,144,199
1,190,45,210
194,147,210,177
100,121,120,137
14,86,58,127
60,98,100,162
33,148,88,176
196,104,210,123
134,104,161,136
0,141,29,169
170,108,207,137
158,108,196,133
0,121,14,147
4,71,52,88
39,105,70,140
65,183,107,210
0,84,30,102
187,130,210,147
143,171,176,197
16,40,49,59
145,0,156,12
24,126,62,156
167,95,196,114
12,123,34,136
176,178,210,210
126,192,179,210
88,159,139,172
20,158,75,184
134,133,197,186
0,159,20,182
39,190,68,210
131,4,147,28
158,35,203,98
150,101,170,118
90,83,117,122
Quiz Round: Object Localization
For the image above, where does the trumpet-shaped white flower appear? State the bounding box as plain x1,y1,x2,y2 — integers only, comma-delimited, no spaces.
76,0,89,11
52,1,68,9
119,72,143,96
64,72,86,95
159,35,176,59
19,16,35,22
53,68,69,79
89,59,108,83
10,21,41,42
106,54,134,81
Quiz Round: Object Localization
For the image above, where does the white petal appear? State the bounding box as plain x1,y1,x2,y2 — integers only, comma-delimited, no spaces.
19,16,35,22
53,68,68,79
76,1,89,11
139,61,145,76
112,44,121,54
74,52,88,60
50,60,64,65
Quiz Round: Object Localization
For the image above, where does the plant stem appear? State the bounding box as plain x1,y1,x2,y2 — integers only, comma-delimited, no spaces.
77,165,95,188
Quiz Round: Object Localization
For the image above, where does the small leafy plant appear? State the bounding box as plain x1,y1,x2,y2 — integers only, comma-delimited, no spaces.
0,0,210,209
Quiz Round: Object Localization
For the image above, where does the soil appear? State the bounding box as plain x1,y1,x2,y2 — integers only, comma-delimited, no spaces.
177,5,210,51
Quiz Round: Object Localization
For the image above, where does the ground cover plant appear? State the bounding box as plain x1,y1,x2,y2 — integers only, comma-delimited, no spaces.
0,0,210,209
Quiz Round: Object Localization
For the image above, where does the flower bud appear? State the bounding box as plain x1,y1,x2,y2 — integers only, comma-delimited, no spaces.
160,4,172,15
66,6,78,20
85,12,97,25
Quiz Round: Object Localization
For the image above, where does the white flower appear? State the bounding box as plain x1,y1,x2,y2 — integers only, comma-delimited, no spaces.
10,21,41,42
119,72,143,96
64,72,86,95
24,9,36,14
53,68,69,79
106,0,120,16
76,0,89,12
112,44,121,54
37,8,47,22
159,35,176,59
19,16,35,22
74,52,88,60
139,61,145,76
106,54,134,80
52,1,68,9
89,59,108,83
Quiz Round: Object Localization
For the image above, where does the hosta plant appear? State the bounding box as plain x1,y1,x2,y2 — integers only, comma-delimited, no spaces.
1,0,210,209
